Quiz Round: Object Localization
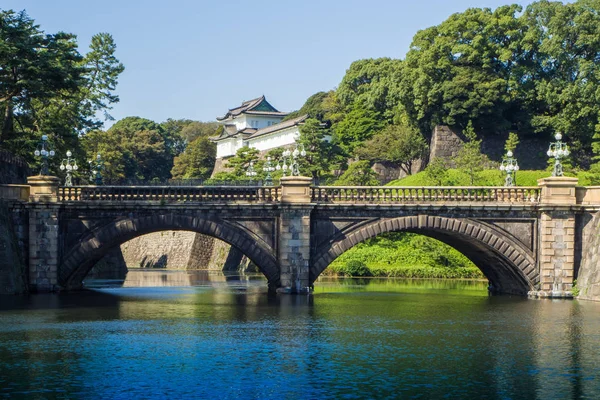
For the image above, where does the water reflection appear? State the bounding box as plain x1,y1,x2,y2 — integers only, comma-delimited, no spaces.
0,273,599,399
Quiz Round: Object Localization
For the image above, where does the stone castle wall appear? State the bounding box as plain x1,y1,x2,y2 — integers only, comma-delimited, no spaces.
428,125,549,170
0,202,27,294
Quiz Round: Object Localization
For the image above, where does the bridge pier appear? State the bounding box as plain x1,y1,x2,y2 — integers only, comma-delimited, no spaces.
27,176,61,292
277,176,313,294
530,177,578,298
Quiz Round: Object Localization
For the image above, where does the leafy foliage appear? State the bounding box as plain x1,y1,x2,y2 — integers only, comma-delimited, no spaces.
504,132,520,153
225,146,261,178
337,58,403,121
424,158,449,186
356,124,427,175
171,136,216,179
82,117,171,183
333,106,384,156
328,232,482,279
453,122,490,185
334,160,380,186
0,9,124,168
297,118,342,180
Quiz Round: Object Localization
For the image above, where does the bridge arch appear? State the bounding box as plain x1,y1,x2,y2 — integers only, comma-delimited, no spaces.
311,215,538,295
59,213,280,291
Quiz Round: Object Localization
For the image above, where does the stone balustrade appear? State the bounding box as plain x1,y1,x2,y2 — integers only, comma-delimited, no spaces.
58,185,280,203
311,186,541,204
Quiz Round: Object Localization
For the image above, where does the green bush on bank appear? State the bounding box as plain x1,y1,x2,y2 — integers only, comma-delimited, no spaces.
385,169,580,187
326,232,483,279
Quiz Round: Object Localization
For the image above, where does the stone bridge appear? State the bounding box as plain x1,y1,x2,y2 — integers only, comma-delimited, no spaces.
2,175,599,297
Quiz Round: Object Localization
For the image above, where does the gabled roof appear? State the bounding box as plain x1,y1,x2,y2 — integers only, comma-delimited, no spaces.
216,95,288,121
246,115,308,139
210,115,308,142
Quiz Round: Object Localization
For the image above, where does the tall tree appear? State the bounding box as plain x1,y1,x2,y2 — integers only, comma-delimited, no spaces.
82,117,171,183
333,106,384,156
356,124,427,176
453,121,489,185
334,160,380,186
0,9,124,166
400,5,525,136
171,136,216,179
297,118,340,181
337,58,403,121
0,10,82,144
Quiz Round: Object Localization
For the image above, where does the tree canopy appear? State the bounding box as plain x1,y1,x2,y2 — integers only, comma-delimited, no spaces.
0,9,124,165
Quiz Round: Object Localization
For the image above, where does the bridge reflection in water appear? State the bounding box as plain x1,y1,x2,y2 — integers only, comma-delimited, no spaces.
84,269,267,289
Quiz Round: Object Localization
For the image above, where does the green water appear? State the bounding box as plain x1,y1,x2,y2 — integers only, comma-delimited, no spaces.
0,272,598,399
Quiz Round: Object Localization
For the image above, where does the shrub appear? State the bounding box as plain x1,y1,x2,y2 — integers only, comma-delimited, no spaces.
342,260,372,277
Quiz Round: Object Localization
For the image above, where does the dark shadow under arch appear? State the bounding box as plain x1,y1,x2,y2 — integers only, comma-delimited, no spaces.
311,215,538,295
59,213,279,291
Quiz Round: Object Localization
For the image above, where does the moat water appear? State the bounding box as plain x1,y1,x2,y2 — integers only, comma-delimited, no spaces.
1,270,599,399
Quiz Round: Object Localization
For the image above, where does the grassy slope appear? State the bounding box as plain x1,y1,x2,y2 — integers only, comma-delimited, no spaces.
327,232,483,278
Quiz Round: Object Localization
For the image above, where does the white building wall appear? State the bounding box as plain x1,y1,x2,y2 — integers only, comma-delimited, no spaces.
247,126,300,152
228,114,284,130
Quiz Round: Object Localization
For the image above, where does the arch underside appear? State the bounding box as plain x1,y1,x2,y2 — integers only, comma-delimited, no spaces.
312,216,538,295
59,214,279,291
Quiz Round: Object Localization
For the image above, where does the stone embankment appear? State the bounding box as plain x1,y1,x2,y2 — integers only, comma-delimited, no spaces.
577,211,600,301
0,202,27,294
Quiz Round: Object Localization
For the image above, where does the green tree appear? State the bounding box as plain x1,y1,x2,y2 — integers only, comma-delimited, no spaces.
0,9,124,167
356,124,427,176
82,117,171,183
337,58,403,121
0,10,82,144
333,106,384,156
400,5,525,135
504,132,520,153
453,121,489,185
225,146,260,178
297,118,341,181
170,136,216,179
335,160,380,186
424,158,449,186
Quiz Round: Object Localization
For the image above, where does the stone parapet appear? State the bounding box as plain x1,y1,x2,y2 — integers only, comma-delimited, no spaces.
27,175,60,202
538,176,578,206
280,176,312,203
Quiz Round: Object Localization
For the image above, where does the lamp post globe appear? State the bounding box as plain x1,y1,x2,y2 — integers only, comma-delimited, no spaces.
34,134,55,175
547,132,569,177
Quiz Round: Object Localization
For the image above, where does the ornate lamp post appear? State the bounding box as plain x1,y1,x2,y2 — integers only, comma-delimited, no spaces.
34,134,56,175
278,144,306,177
275,156,289,177
59,150,79,186
262,157,275,186
547,132,570,177
89,153,104,185
245,160,257,181
499,150,519,187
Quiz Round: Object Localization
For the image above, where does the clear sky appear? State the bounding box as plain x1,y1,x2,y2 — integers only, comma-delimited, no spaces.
4,0,535,127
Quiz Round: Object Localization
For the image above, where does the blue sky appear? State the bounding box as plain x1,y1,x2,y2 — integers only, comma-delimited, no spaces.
5,0,535,126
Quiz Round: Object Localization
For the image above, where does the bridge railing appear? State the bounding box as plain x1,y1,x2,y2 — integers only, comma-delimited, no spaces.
59,185,280,203
311,186,541,204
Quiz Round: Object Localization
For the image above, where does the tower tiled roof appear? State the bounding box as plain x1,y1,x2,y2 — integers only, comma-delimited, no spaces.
216,95,288,121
